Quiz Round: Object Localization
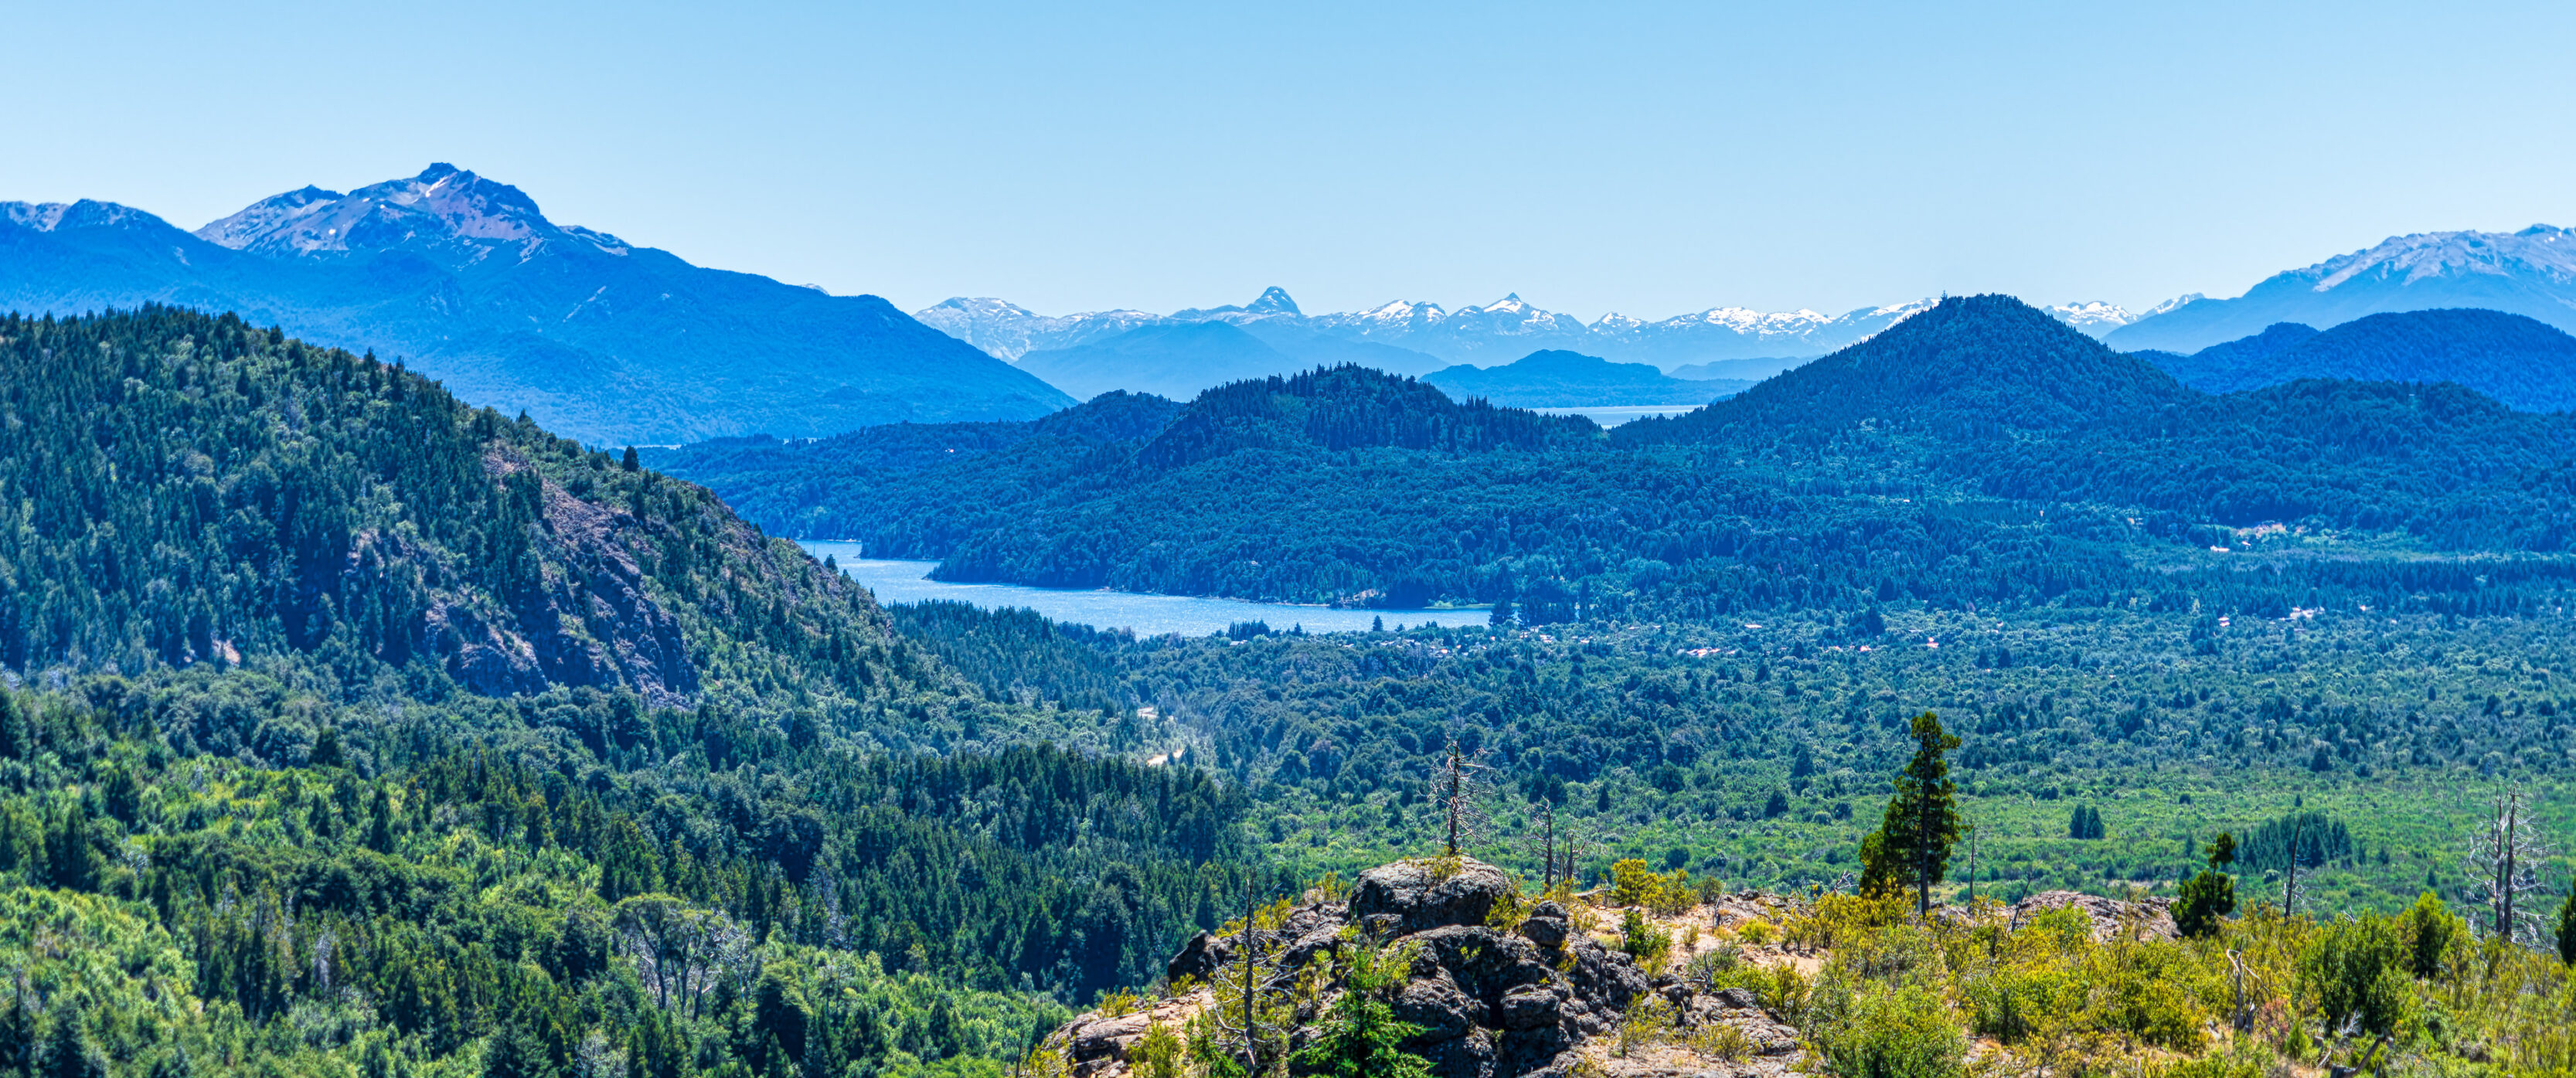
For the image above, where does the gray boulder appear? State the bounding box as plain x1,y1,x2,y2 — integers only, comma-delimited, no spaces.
1349,857,1516,935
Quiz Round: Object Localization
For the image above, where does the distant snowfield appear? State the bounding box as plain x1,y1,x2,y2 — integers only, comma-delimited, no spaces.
917,288,2146,368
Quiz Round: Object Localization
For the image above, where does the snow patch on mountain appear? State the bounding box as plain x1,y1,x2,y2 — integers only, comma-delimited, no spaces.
2,200,174,233
2109,226,2576,352
2041,301,2139,338
918,288,1962,367
192,164,556,257
2307,225,2576,291
916,297,1161,359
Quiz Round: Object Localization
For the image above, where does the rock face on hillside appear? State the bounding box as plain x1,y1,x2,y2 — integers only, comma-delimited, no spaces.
1050,858,1802,1078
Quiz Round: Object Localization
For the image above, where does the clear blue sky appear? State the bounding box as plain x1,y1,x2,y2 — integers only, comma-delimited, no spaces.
6,1,2571,321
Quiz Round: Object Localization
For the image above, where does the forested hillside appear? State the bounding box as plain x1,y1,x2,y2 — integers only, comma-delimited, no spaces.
657,296,2576,618
0,306,960,725
0,309,1257,1077
0,680,1247,1077
1617,294,2192,441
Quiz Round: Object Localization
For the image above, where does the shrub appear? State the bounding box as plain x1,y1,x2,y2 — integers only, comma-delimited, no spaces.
2081,940,2217,1052
2300,914,2411,1038
2406,892,2465,979
1683,945,1740,986
1621,908,1673,968
1130,1023,1186,1078
1789,893,1904,950
2175,870,2234,939
1610,859,1697,915
1692,1020,1754,1061
1812,983,1967,1078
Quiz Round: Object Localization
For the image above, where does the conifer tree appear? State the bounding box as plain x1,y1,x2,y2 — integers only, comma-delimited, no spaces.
482,1022,559,1078
1290,941,1433,1078
2176,831,2237,938
1859,712,1962,916
2556,890,2576,966
44,1015,105,1078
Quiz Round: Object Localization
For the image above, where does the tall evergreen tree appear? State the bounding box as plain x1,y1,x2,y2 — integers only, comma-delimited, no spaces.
2176,831,2237,938
1860,712,1963,915
1290,942,1434,1078
2556,890,2576,966
482,1023,559,1078
43,1015,104,1078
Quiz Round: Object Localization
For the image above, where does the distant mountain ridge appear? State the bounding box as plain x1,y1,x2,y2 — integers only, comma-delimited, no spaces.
1422,349,1752,407
1016,321,1294,401
1617,294,2192,446
917,289,2149,368
2108,225,2576,352
0,164,1072,444
2139,308,2576,413
661,294,2576,611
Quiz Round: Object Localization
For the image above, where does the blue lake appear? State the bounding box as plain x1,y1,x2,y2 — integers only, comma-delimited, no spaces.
798,542,1491,637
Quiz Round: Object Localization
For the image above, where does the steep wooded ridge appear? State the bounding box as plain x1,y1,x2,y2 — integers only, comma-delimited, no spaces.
1614,294,2193,443
0,306,1254,1078
659,296,2576,617
0,305,965,722
0,165,1072,444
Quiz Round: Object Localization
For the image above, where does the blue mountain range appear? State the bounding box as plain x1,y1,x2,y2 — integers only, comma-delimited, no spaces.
0,165,1071,444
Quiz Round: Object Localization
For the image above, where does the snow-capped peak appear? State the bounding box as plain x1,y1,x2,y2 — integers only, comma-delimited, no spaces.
1244,286,1302,316
2,200,172,233
2041,301,2137,338
195,185,344,250
2305,224,2576,292
193,164,557,257
2138,293,2204,319
1353,299,1448,326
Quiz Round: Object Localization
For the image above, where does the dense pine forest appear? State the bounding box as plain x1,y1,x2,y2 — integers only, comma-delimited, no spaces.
0,309,1258,1077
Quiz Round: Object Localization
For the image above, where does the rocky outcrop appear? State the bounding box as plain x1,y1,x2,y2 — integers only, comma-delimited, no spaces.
1052,859,1802,1078
2010,889,2178,942
1347,857,1516,935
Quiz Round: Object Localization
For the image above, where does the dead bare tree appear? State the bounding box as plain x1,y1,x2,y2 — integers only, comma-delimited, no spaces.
1424,740,1494,858
1526,798,1560,891
1206,875,1291,1075
2280,816,2305,916
1557,819,1615,893
2464,787,2554,945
